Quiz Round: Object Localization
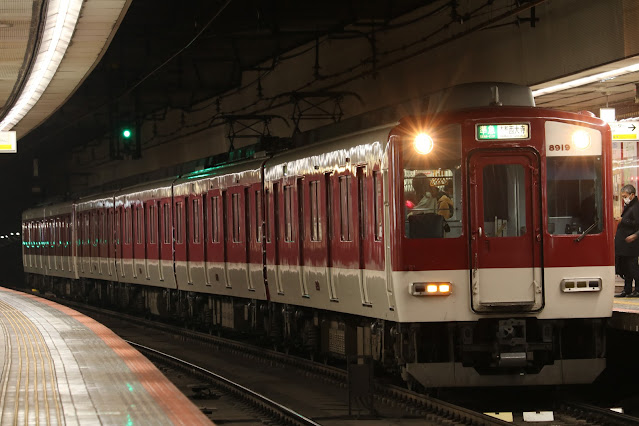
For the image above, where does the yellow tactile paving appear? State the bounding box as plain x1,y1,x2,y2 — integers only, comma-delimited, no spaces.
0,288,212,425
0,299,63,425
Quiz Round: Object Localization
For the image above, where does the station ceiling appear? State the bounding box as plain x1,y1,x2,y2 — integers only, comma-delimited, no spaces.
4,0,429,160
533,55,639,120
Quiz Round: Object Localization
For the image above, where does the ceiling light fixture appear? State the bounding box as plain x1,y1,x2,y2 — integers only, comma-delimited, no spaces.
0,0,83,131
532,62,639,97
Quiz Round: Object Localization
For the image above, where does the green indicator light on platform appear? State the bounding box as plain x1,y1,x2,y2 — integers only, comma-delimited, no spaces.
122,129,132,138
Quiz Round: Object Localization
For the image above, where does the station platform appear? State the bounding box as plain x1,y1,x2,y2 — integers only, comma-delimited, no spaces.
0,287,211,425
611,298,639,332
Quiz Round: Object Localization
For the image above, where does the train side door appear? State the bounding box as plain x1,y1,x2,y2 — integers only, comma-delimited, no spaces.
468,150,542,311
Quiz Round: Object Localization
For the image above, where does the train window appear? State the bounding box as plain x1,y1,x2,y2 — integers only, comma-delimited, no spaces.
547,156,602,235
340,175,352,241
76,216,81,246
373,171,383,241
245,188,251,243
93,213,99,246
402,124,461,239
193,198,200,244
163,203,170,244
136,206,144,244
84,214,90,246
203,196,208,243
107,210,113,246
100,211,106,245
125,208,132,245
211,196,219,243
297,179,304,243
265,189,271,243
284,185,294,242
232,193,241,243
310,181,321,242
176,201,184,244
357,168,366,240
482,164,527,237
115,210,121,245
255,190,262,243
149,205,157,244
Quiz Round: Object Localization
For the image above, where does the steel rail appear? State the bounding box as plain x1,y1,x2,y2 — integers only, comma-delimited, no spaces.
560,400,639,425
127,340,321,426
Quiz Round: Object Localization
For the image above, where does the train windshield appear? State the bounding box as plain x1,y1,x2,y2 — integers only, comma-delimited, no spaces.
402,124,462,239
546,156,603,235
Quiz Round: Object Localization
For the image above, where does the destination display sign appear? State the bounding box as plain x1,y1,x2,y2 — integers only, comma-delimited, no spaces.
476,123,529,140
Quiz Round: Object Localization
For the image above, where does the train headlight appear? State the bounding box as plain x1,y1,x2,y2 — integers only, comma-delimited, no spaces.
410,282,452,296
414,133,434,154
572,130,591,149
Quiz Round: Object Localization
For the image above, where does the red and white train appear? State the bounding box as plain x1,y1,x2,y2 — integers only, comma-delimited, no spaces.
22,83,614,387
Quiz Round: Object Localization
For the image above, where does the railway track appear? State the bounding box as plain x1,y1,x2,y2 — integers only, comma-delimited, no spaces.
557,400,639,425
43,295,512,425
35,293,639,426
128,341,320,426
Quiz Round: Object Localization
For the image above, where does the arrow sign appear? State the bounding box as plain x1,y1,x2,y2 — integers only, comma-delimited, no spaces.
611,121,639,140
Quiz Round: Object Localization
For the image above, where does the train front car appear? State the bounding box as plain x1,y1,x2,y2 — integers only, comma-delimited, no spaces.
390,84,613,387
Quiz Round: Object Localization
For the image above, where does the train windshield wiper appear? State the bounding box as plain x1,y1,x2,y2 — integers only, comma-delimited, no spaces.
574,222,597,243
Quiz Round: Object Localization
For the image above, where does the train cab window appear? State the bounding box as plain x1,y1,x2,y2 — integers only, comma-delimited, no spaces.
482,164,527,237
402,124,461,239
547,156,603,235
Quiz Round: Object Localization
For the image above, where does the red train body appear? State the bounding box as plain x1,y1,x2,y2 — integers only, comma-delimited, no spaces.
23,83,614,387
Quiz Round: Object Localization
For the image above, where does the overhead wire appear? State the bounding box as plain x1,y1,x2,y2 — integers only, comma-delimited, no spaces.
138,0,543,151
57,0,544,159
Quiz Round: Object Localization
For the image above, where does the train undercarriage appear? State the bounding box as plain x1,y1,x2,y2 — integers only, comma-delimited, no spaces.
26,273,607,387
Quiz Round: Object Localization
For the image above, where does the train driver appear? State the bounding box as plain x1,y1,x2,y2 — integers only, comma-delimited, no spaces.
409,175,454,219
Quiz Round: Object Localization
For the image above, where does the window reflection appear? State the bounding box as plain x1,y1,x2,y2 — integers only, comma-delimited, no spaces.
546,156,602,235
482,164,526,237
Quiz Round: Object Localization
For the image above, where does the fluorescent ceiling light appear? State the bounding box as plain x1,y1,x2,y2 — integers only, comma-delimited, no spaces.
532,62,639,97
0,0,83,131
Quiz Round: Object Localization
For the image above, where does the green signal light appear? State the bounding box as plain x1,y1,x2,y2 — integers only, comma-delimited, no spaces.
122,129,132,138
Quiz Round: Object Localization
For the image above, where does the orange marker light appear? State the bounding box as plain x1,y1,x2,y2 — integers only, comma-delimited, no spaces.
438,284,450,293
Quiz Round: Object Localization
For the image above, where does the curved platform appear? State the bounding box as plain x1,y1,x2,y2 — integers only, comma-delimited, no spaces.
0,287,211,425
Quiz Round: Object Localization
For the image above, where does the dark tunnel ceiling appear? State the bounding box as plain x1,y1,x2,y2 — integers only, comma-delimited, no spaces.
15,0,435,159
